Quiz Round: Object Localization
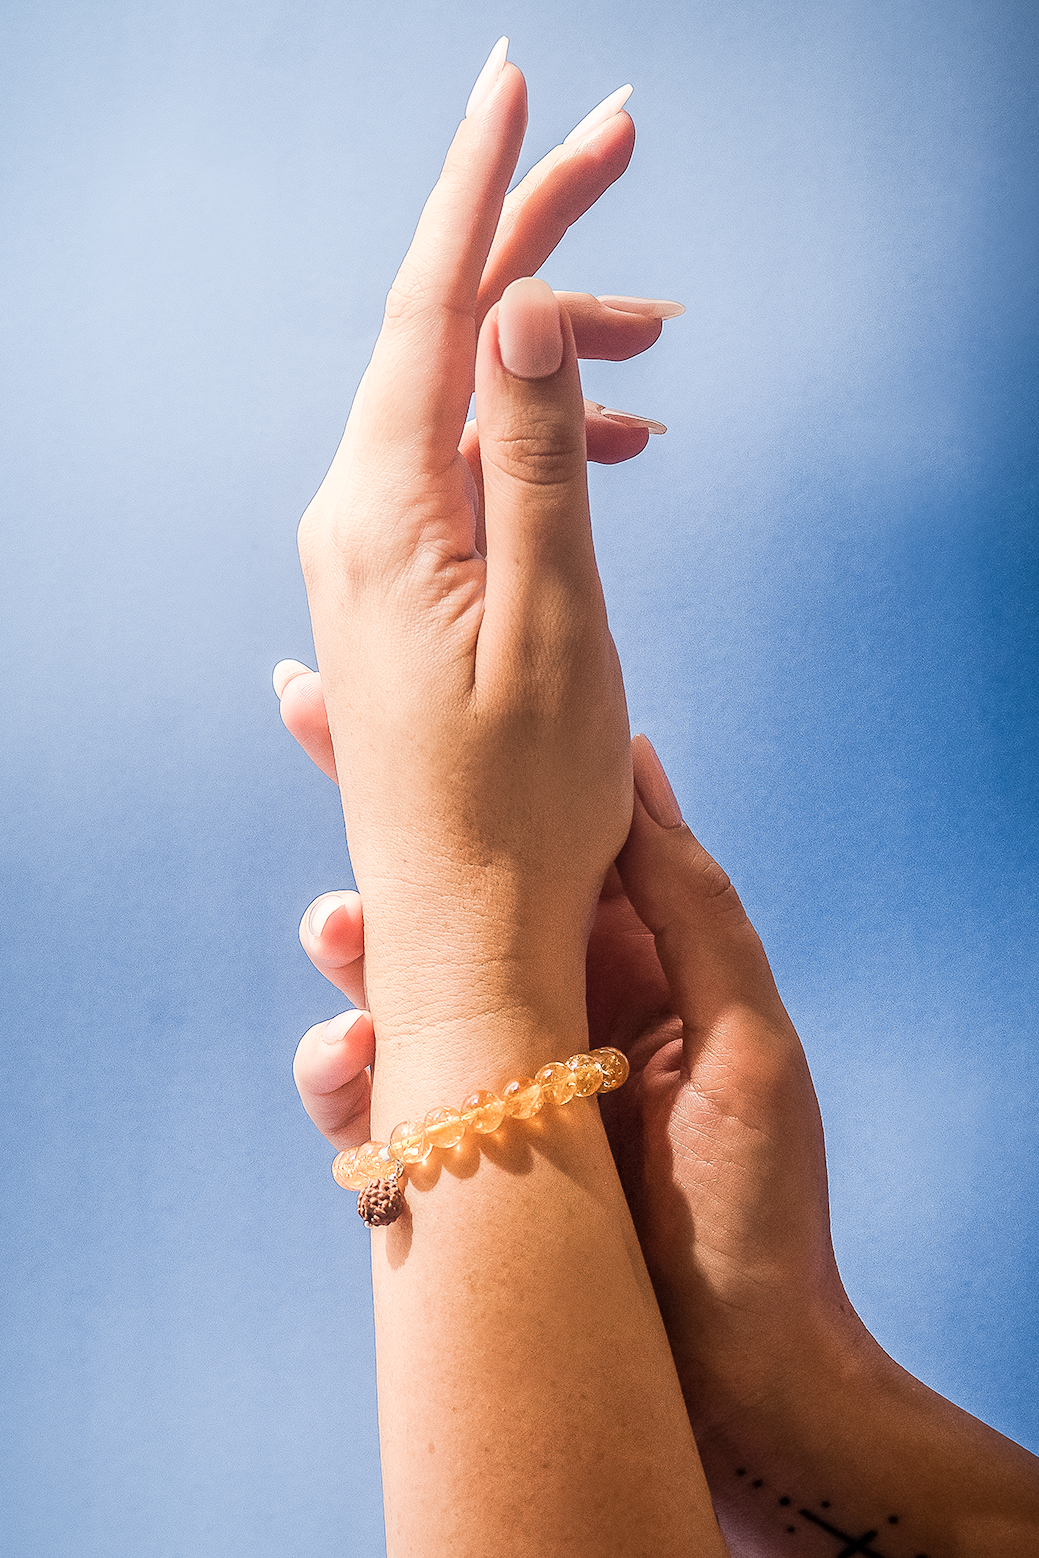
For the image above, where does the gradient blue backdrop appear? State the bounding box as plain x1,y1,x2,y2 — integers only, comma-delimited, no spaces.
2,2,1036,1553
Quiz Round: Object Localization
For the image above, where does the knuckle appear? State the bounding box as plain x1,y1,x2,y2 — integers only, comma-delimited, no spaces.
491,418,581,488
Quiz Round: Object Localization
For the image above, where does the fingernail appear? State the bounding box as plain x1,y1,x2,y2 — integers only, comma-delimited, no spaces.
633,733,683,828
465,35,509,118
597,295,686,320
321,1009,366,1045
563,83,633,146
598,407,667,435
272,658,313,698
497,277,564,379
307,892,351,940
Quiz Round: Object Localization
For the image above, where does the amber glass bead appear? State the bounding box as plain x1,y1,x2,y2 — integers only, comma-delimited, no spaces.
423,1105,466,1150
535,1061,578,1106
389,1121,433,1165
501,1076,544,1119
332,1147,372,1191
590,1046,630,1091
566,1052,604,1097
460,1089,506,1133
341,1141,386,1186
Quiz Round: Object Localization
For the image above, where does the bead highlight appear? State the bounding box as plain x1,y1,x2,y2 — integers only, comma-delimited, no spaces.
502,1077,544,1118
590,1046,630,1090
534,1061,578,1106
566,1052,604,1097
423,1105,466,1150
389,1121,434,1164
461,1089,506,1134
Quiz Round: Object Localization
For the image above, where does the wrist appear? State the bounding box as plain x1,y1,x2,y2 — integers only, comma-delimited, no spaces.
360,919,592,1131
690,1294,889,1497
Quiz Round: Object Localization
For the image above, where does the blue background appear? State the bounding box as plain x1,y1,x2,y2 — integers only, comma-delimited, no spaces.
2,1,1036,1552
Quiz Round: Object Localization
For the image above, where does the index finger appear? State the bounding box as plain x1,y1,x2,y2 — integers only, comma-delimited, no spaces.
477,104,636,322
359,49,528,463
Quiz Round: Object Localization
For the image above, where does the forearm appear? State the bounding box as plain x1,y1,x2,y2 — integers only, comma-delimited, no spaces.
367,1003,729,1558
683,1302,1039,1558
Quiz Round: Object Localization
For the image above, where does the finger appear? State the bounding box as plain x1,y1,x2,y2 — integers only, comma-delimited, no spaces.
477,97,636,316
586,403,664,464
360,52,528,460
477,278,596,606
616,735,796,1056
274,662,338,783
293,1010,375,1150
558,293,668,361
299,890,366,1008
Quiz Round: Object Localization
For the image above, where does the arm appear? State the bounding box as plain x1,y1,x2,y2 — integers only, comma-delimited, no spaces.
288,736,1039,1558
293,48,727,1558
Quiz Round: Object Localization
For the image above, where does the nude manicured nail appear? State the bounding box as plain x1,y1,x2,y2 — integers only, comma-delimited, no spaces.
598,295,686,320
307,892,351,940
633,734,683,828
497,277,564,379
465,35,509,118
598,407,667,435
272,658,313,697
321,1009,366,1045
563,83,633,146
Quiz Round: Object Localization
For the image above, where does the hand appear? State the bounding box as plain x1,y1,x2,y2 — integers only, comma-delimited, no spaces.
295,56,676,1114
290,729,854,1550
291,736,842,1402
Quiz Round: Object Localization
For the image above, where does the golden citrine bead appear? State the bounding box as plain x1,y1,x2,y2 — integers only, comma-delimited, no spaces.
460,1089,506,1134
423,1105,466,1150
332,1148,372,1191
535,1062,578,1106
501,1076,544,1119
389,1121,433,1165
590,1046,630,1091
566,1053,604,1097
346,1141,388,1185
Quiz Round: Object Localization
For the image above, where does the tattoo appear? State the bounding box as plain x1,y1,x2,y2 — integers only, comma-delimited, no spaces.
733,1471,929,1557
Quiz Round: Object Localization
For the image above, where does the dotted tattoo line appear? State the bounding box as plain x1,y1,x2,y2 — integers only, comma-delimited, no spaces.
733,1469,929,1558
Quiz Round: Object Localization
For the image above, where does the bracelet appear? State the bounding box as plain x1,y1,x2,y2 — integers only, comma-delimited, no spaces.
332,1047,630,1227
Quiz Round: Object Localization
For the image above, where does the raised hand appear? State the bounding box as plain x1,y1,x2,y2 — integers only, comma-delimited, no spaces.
289,42,734,1554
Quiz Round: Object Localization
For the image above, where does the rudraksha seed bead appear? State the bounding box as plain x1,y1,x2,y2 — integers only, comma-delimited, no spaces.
357,1177,407,1227
460,1089,506,1133
389,1121,433,1165
590,1046,630,1091
423,1105,466,1150
565,1052,604,1097
534,1061,577,1106
501,1077,544,1119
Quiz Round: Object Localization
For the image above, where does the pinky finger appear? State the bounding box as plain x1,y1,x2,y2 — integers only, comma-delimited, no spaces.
293,1009,375,1149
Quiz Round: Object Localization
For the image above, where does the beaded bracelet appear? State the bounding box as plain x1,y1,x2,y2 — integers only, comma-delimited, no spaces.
332,1047,630,1227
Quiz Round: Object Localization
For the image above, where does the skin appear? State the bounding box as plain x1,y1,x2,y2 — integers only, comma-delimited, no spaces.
291,56,730,1558
279,59,1039,1558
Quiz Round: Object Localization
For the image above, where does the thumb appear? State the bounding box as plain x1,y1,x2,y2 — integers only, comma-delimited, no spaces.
616,735,794,1049
475,277,598,612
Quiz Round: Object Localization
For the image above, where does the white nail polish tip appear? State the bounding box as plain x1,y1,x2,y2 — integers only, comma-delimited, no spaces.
321,1009,366,1045
597,295,686,320
272,658,312,697
465,35,509,118
599,407,667,434
307,892,350,940
563,83,634,146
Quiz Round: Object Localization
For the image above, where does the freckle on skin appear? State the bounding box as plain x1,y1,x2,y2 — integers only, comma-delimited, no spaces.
428,1441,435,1454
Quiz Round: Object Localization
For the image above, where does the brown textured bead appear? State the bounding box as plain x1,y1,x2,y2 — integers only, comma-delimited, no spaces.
357,1177,407,1227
